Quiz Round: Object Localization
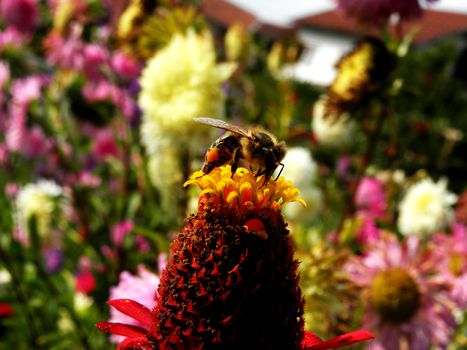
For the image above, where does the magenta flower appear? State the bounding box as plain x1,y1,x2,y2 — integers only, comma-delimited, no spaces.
92,128,119,160
111,51,141,81
432,223,467,307
356,218,381,245
107,266,161,344
335,0,439,27
83,44,109,80
43,31,84,71
345,233,457,350
111,220,134,247
0,0,38,34
355,176,387,220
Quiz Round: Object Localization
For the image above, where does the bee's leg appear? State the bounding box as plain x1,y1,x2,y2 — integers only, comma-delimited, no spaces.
230,148,241,178
274,163,285,180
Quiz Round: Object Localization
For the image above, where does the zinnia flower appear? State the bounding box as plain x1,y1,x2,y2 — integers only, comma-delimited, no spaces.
97,165,373,349
138,30,236,154
335,0,439,27
345,233,458,350
397,177,457,236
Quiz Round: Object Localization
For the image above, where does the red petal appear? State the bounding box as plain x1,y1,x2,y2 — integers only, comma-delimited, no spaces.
303,330,374,350
117,336,152,350
108,299,153,326
95,322,147,338
302,331,323,346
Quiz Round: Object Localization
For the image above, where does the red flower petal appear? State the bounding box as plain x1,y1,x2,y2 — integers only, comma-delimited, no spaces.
302,330,374,350
95,322,147,338
302,331,323,347
107,299,152,326
117,336,152,350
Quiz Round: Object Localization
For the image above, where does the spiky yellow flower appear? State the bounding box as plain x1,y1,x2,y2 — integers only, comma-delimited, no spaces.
184,165,306,214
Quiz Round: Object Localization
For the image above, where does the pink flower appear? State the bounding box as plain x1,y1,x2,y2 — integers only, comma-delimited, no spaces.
355,176,386,220
335,0,439,27
356,218,381,244
77,171,101,188
345,234,457,350
43,31,84,71
111,220,134,246
111,51,141,81
11,76,44,106
83,44,109,80
0,0,38,34
107,265,160,343
5,105,27,152
0,61,10,89
0,28,26,51
82,80,122,104
0,144,8,165
23,127,51,157
92,129,119,160
431,223,467,308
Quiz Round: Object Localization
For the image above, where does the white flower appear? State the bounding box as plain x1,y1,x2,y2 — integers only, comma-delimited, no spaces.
139,30,236,153
280,147,321,221
398,177,457,236
15,179,64,236
312,96,355,147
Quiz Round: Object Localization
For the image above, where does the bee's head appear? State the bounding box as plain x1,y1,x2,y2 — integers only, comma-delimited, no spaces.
273,141,287,163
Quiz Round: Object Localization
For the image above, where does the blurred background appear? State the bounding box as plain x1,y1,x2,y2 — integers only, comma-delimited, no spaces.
0,0,466,349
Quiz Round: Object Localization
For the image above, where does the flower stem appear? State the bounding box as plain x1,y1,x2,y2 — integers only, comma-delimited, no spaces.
336,111,386,235
0,243,41,348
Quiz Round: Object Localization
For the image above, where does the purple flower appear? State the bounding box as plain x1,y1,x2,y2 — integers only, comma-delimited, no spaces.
335,0,439,27
0,0,38,34
110,220,133,247
108,265,160,343
355,176,387,220
44,248,64,273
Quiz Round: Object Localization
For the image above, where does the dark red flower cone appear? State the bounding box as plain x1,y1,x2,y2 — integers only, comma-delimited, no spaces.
147,166,305,349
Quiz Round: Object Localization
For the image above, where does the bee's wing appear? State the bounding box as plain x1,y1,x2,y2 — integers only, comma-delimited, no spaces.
194,117,253,139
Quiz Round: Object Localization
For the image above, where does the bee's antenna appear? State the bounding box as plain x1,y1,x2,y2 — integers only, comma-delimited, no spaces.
274,163,285,180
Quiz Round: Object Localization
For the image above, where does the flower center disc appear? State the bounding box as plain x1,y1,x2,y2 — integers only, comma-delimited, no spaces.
370,268,421,324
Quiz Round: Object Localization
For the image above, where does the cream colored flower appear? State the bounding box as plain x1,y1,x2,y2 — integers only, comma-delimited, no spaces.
139,30,236,153
281,147,321,221
15,180,64,237
312,96,355,147
398,177,457,236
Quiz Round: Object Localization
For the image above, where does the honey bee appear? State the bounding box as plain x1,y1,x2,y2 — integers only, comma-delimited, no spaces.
194,117,287,185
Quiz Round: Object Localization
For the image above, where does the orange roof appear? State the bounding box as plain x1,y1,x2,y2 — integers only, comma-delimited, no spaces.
200,0,293,39
201,0,257,29
295,9,467,44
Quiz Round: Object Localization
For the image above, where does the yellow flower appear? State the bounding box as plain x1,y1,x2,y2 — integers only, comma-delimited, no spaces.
184,165,306,212
139,30,236,153
326,37,393,116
